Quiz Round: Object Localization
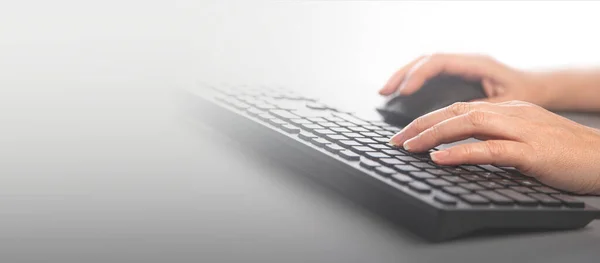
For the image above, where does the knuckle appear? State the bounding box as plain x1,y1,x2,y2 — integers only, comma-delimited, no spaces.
484,140,506,157
466,110,489,127
448,102,471,116
428,124,443,140
480,54,497,63
460,145,476,159
411,116,427,130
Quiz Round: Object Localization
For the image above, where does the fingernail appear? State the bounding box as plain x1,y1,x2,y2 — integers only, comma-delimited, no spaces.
430,150,450,162
388,130,406,146
403,138,415,151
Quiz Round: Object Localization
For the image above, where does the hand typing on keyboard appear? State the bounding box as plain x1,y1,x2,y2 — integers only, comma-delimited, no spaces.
389,100,600,195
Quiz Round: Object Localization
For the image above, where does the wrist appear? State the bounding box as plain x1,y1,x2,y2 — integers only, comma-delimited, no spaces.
525,71,566,110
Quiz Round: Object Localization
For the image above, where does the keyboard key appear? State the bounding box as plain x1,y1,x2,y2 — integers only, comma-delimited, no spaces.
460,194,490,205
379,158,404,167
307,117,327,123
372,137,390,143
444,167,468,174
434,193,458,205
496,189,538,206
461,166,484,172
382,150,403,156
551,195,585,208
368,121,389,126
509,186,536,194
355,138,377,144
348,126,369,132
350,146,376,154
331,127,351,133
394,165,420,172
492,178,519,186
310,137,330,147
528,193,562,207
425,178,452,188
412,153,432,161
480,165,506,173
460,174,482,181
396,156,419,162
495,172,518,179
441,176,467,184
477,190,514,205
364,152,390,160
324,116,345,123
532,186,561,194
391,174,413,184
300,123,324,131
337,122,356,127
477,172,501,180
246,107,265,116
425,169,450,176
460,183,485,191
281,124,301,134
359,158,381,170
257,113,276,122
375,130,395,137
290,119,311,125
338,150,360,161
334,113,370,126
442,186,470,196
255,103,276,110
412,162,434,169
298,132,317,141
325,134,349,142
408,181,432,193
364,125,382,131
338,140,362,148
342,133,364,138
270,109,300,120
518,180,542,187
369,144,391,150
313,129,336,136
383,126,401,132
478,181,504,189
375,166,396,177
325,144,344,154
319,122,339,128
409,172,436,180
360,132,380,137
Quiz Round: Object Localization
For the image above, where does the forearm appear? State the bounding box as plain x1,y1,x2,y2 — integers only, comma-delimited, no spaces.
537,69,600,112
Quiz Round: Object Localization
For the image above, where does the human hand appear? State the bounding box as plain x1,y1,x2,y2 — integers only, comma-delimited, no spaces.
389,100,600,195
379,54,554,107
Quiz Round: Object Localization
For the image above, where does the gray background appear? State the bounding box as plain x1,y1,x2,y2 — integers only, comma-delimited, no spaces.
2,0,600,262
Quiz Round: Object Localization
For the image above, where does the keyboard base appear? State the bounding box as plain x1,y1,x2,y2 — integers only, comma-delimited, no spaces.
183,89,599,242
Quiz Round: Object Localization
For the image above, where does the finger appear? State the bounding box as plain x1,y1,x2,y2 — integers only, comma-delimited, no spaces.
429,140,534,170
379,56,426,95
389,101,522,146
403,111,528,152
481,78,496,97
399,54,510,95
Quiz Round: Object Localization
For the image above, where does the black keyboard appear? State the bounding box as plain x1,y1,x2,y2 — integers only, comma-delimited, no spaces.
188,84,600,241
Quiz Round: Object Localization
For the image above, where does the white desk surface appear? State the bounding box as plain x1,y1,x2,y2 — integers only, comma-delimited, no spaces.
1,1,599,262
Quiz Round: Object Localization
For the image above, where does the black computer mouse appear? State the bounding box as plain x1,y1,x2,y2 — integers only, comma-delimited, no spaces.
376,74,487,126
